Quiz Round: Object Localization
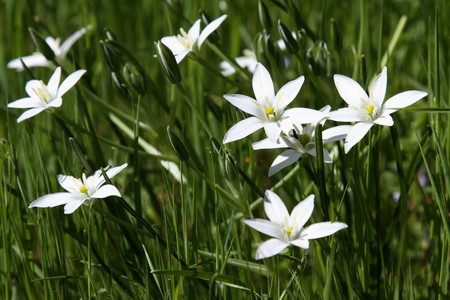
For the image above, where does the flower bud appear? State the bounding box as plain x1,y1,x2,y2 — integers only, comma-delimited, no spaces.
155,41,182,84
123,63,147,95
101,40,121,72
111,72,130,99
258,0,272,30
278,20,299,54
167,126,190,161
28,28,55,61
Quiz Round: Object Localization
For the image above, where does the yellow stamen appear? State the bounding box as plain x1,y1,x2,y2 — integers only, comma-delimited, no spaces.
265,106,275,115
80,186,88,194
298,134,309,146
366,105,374,117
286,226,294,237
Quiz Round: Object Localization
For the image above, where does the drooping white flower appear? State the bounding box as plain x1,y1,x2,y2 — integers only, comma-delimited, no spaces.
223,63,326,144
253,105,352,176
29,163,127,214
7,67,86,122
7,26,91,71
244,190,347,260
220,49,258,76
161,15,227,64
329,67,428,153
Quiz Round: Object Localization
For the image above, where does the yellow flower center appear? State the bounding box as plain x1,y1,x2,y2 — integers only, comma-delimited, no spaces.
286,226,294,237
366,105,374,117
298,134,310,147
80,186,88,194
265,106,275,115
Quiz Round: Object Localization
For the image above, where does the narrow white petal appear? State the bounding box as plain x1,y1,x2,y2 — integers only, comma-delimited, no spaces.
373,114,393,126
223,117,264,144
264,122,282,143
64,200,87,214
188,19,201,42
198,14,227,48
58,174,83,192
252,137,289,150
175,50,190,64
322,125,352,144
224,94,264,119
7,97,43,109
59,27,89,58
301,222,348,239
370,67,387,107
282,108,326,124
334,74,369,107
47,97,63,108
90,185,121,199
264,190,289,226
7,54,50,71
57,69,86,97
255,238,289,260
161,36,187,55
47,67,61,99
29,192,84,208
328,108,363,122
252,63,275,105
383,90,428,109
306,147,332,163
25,80,44,98
244,219,284,240
291,194,315,230
275,76,304,112
269,150,302,176
289,238,310,249
220,61,235,76
105,163,128,179
344,122,373,153
17,107,46,122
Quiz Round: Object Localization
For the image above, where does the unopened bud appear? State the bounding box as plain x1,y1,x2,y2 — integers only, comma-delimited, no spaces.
155,41,182,84
278,20,298,54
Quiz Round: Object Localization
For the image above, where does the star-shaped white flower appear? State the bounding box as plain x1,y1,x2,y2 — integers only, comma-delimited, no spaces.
29,163,127,214
329,67,428,153
7,67,86,122
220,49,258,76
223,63,326,144
253,106,352,176
7,26,91,71
244,190,347,260
161,15,227,64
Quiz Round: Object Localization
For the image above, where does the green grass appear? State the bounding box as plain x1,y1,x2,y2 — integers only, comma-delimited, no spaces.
1,0,449,299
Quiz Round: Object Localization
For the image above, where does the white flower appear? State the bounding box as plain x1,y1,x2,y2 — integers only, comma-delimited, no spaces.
220,49,258,76
7,67,86,122
253,105,352,176
330,67,428,153
244,190,348,260
7,26,91,71
223,63,326,144
29,163,127,214
161,15,227,64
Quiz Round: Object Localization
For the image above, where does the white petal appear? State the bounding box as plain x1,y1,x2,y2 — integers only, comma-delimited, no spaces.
57,69,86,97
264,122,281,143
334,74,369,107
90,185,121,199
175,51,190,64
291,194,315,230
17,107,46,122
252,137,289,150
64,200,87,214
322,125,352,144
223,117,264,143
290,238,310,249
198,14,227,49
252,63,275,105
301,222,348,239
244,218,284,240
47,97,63,108
161,36,187,55
25,80,44,99
29,192,84,208
370,67,387,107
383,90,428,109
7,54,51,71
90,163,127,190
188,19,201,43
224,94,264,119
47,67,61,99
344,122,373,153
59,27,89,58
255,238,289,260
264,190,289,226
328,108,363,122
275,76,304,112
220,61,235,76
58,175,83,192
373,114,393,126
282,108,327,124
306,147,332,163
105,163,128,179
7,97,43,109
269,150,302,176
